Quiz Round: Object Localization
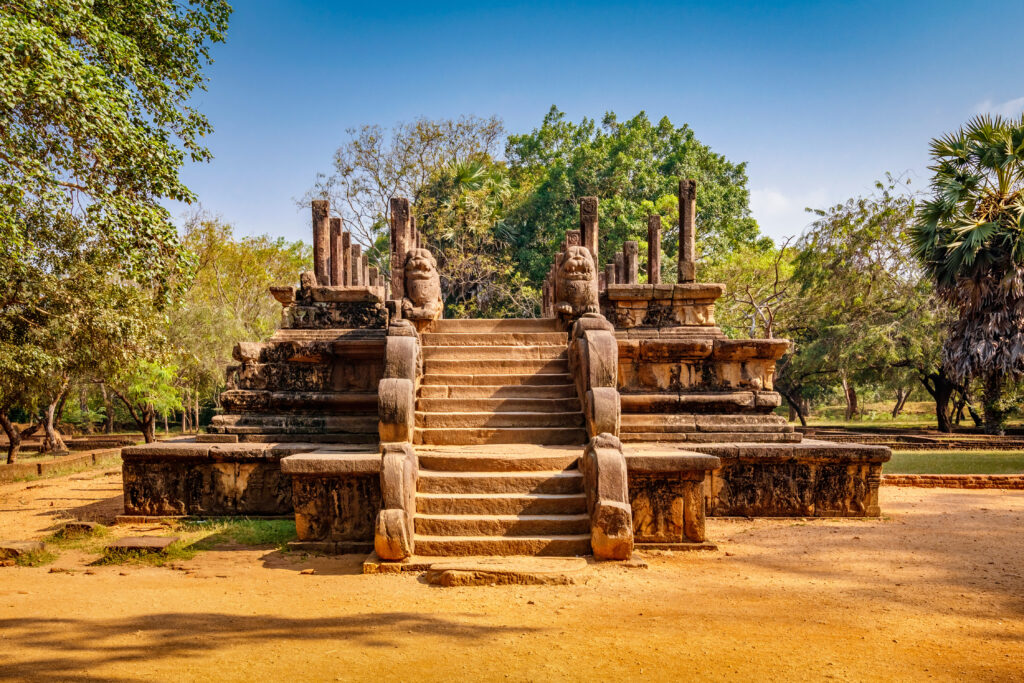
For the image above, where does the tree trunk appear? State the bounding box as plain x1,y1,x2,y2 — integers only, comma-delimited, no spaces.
41,391,69,454
780,391,808,427
142,404,156,443
79,385,93,434
163,411,169,436
891,387,911,418
0,409,21,464
920,371,955,434
788,403,797,422
981,372,1006,436
842,378,859,421
101,384,114,434
194,396,200,434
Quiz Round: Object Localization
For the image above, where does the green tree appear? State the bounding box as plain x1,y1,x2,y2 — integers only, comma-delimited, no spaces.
416,158,538,318
771,178,957,430
911,114,1024,434
170,212,310,421
505,107,770,283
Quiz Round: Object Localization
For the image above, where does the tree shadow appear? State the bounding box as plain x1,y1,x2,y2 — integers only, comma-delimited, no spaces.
0,611,542,681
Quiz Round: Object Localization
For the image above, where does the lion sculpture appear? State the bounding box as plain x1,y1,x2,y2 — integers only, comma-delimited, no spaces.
401,248,443,321
555,245,599,319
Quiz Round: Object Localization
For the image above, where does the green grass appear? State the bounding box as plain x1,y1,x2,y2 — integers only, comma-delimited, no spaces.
14,548,58,567
96,539,199,567
181,518,297,550
93,518,297,567
885,450,1024,474
43,523,112,553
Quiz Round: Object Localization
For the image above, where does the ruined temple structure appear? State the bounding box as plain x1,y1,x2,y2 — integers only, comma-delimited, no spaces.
122,185,890,564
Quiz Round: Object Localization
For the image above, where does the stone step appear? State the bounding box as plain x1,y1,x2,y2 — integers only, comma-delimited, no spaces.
417,446,580,472
416,427,587,446
421,332,568,347
619,431,803,444
427,318,561,333
417,397,581,413
414,534,591,557
416,492,587,515
423,358,569,375
421,373,573,387
415,513,590,537
422,345,567,361
418,384,578,399
415,411,584,429
620,413,794,433
418,469,584,494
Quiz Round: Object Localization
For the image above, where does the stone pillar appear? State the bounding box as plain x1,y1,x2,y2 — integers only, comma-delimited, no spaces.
341,232,351,286
623,241,638,285
579,196,599,262
369,266,379,287
605,263,616,288
351,244,363,286
647,215,661,285
614,252,624,285
390,198,411,300
311,200,330,286
362,254,370,287
329,217,343,286
679,179,697,283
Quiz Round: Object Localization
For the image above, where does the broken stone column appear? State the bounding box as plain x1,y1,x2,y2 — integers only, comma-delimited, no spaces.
579,196,599,262
351,244,362,286
311,200,331,286
614,252,624,285
390,198,412,300
369,266,379,287
605,263,616,288
341,232,351,286
623,241,638,285
329,217,343,286
362,254,370,287
679,179,697,283
647,215,661,285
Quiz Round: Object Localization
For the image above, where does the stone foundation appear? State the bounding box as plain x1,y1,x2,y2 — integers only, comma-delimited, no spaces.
684,441,890,517
281,449,382,552
120,441,320,516
625,451,720,545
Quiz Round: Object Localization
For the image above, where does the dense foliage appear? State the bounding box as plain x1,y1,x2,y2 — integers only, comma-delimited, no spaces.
910,114,1024,433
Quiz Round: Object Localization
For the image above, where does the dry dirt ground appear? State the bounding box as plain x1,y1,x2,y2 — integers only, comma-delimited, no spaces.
1,469,1022,682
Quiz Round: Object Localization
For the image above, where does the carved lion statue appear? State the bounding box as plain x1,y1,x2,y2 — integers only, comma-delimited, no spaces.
555,245,599,319
401,248,442,321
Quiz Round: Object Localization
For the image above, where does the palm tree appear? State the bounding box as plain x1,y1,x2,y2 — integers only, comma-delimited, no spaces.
910,114,1024,434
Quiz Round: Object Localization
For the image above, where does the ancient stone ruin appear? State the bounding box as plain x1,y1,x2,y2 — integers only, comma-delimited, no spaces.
122,182,890,563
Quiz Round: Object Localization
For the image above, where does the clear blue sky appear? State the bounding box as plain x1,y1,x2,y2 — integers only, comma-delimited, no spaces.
178,0,1024,245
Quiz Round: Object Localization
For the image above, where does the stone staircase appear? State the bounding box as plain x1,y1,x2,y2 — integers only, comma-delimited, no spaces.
415,319,587,446
413,445,591,556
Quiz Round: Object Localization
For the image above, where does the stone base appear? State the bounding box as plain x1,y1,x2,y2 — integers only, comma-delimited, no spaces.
120,441,321,516
635,542,718,551
281,449,382,549
680,439,892,517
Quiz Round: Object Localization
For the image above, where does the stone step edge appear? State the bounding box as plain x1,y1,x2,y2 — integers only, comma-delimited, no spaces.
416,492,586,499
416,513,590,522
419,469,583,479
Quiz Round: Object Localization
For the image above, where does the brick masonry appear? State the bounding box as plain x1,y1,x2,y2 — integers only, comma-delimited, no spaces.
882,474,1024,489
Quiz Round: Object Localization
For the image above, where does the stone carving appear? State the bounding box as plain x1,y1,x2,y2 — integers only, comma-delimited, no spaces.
374,442,418,560
555,245,599,320
401,248,443,321
580,433,634,560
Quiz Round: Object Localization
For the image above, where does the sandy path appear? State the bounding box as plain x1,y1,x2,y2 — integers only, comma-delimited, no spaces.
1,470,1022,681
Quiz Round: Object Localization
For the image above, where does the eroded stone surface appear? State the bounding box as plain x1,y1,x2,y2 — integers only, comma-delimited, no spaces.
424,556,588,586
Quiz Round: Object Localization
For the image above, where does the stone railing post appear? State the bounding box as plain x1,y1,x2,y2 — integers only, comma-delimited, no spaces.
568,313,621,438
580,433,633,560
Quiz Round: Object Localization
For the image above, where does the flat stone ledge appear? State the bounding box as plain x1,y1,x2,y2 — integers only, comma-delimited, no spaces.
424,557,588,586
636,542,718,552
677,439,892,464
0,540,45,561
625,450,721,473
105,536,179,554
121,440,322,462
280,449,381,476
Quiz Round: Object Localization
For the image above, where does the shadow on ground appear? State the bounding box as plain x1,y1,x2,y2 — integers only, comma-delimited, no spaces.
0,611,542,682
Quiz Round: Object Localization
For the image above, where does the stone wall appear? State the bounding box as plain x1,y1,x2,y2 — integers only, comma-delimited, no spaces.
882,474,1024,489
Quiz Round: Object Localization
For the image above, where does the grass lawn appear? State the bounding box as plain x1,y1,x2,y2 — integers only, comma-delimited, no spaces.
885,450,1024,475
